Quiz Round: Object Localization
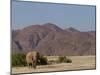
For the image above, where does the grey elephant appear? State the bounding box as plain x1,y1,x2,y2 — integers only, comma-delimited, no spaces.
26,51,40,69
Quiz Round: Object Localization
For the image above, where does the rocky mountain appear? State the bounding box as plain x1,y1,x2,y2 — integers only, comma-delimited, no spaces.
12,23,96,56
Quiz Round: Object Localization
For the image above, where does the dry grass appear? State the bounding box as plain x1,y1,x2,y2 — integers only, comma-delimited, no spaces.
12,55,96,74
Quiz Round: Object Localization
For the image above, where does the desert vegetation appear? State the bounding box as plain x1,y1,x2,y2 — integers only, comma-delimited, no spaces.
12,53,72,67
57,56,72,63
12,53,26,67
12,53,48,67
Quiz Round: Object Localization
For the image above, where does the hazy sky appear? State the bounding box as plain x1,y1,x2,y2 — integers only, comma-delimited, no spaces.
12,1,96,31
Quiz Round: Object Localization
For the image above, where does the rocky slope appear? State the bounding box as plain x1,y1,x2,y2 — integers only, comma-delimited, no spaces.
12,23,96,55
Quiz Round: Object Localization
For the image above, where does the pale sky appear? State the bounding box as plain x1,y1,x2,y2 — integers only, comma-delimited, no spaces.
12,1,96,31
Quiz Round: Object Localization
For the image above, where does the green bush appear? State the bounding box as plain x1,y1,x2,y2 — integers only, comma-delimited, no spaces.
57,56,72,63
38,56,48,65
12,53,27,67
12,53,48,67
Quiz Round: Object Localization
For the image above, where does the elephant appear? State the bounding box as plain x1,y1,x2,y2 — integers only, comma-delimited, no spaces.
26,51,40,69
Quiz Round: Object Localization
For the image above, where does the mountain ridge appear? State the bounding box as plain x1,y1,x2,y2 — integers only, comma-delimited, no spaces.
12,23,96,56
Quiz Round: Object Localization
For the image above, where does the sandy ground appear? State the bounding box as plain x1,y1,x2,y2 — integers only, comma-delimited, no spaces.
12,56,96,74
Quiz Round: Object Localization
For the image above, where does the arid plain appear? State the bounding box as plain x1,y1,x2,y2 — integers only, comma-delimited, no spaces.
12,56,95,74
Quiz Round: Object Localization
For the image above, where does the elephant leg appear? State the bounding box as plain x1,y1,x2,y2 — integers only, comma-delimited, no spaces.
32,63,36,69
27,63,30,68
28,63,32,68
30,63,33,68
34,63,36,69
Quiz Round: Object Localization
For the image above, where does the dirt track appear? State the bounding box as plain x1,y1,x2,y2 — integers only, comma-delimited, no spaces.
12,56,96,74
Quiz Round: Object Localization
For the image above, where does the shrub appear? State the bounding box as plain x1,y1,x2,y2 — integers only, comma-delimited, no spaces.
65,58,72,63
12,53,48,67
57,56,72,63
38,56,48,65
12,53,27,67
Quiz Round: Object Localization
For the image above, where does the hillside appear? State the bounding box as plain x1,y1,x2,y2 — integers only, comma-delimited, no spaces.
12,23,96,55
